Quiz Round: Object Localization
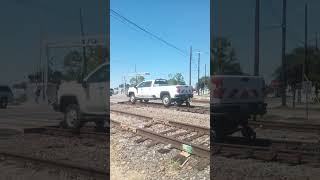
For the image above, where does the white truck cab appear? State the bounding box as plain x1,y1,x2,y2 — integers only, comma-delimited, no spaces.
127,79,193,107
53,63,109,130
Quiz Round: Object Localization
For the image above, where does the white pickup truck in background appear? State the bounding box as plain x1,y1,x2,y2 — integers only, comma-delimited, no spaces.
52,63,109,130
127,79,193,107
211,75,267,141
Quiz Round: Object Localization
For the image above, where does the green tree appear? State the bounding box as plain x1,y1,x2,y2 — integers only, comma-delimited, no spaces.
60,46,108,81
119,83,130,89
212,37,242,74
63,50,82,81
130,76,145,86
273,46,320,100
167,73,186,85
196,76,210,91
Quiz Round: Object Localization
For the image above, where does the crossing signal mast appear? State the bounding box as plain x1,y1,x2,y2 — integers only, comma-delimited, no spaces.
43,34,107,102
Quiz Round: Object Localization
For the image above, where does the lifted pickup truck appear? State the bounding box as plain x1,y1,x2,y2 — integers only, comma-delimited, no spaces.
127,79,193,107
0,85,13,109
52,63,109,130
211,75,267,141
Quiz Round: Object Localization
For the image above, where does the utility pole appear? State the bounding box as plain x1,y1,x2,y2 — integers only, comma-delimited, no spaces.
189,46,192,86
281,0,287,106
197,52,200,95
305,3,308,78
80,8,87,80
254,0,260,76
205,64,207,80
316,33,318,50
305,3,309,120
135,64,137,86
204,64,207,92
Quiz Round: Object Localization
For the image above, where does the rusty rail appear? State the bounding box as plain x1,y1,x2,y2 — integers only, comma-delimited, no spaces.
0,151,108,177
249,120,320,133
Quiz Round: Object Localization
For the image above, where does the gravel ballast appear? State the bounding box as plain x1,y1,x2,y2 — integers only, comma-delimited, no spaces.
0,133,108,179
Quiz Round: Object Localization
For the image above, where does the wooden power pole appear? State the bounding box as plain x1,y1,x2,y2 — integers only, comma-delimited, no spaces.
254,0,260,76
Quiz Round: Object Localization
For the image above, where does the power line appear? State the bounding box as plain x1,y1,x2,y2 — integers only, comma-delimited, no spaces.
110,9,188,56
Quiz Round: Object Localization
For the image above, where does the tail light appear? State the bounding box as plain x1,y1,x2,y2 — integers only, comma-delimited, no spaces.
212,77,224,98
176,86,181,93
212,77,223,88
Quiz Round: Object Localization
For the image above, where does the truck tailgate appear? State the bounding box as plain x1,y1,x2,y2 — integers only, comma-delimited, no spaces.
211,75,265,104
176,85,193,95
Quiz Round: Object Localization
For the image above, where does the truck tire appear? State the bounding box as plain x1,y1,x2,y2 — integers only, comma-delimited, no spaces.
95,120,106,132
162,95,171,107
0,97,8,109
62,104,83,130
176,100,184,106
241,126,256,141
143,99,149,103
129,94,136,104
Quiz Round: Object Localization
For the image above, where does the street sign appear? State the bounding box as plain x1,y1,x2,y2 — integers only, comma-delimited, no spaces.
45,35,107,48
302,81,312,94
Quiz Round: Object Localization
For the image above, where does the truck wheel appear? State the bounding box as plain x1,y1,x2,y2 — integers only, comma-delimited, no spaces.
0,97,8,109
63,104,82,130
143,100,149,103
129,94,136,104
95,120,106,132
186,101,191,107
241,126,256,141
162,95,171,107
176,100,184,106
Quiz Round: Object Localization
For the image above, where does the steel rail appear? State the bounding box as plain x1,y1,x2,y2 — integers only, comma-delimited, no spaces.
0,151,108,177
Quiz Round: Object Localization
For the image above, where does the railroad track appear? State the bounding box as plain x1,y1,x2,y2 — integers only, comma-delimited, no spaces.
249,120,320,133
111,109,210,158
0,150,108,178
192,99,210,104
214,136,320,166
23,126,107,140
116,101,209,114
10,126,109,177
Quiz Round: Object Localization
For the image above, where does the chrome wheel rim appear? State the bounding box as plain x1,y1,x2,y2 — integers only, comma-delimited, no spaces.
66,109,77,127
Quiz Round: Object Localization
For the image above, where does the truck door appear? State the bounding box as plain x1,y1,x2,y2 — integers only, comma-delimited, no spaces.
136,82,146,98
141,81,152,98
85,64,108,113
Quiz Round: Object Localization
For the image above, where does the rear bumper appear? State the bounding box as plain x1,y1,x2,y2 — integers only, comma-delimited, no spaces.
174,94,193,99
211,102,267,115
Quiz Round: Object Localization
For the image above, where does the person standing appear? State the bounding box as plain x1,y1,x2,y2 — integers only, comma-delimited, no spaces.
35,86,41,104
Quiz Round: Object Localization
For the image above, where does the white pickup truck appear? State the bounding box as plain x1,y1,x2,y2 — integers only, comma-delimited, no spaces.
127,79,193,107
211,75,267,141
52,63,109,130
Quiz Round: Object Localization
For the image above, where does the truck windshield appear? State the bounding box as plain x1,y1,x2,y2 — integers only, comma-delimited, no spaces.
154,80,168,86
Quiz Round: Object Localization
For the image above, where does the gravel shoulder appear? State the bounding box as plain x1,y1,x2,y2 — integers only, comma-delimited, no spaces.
111,103,209,128
0,133,108,179
110,101,210,179
111,127,209,180
213,156,320,180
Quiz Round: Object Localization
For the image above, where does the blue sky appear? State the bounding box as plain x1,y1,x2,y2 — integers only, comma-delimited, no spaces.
110,0,210,88
214,0,320,83
0,0,107,85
